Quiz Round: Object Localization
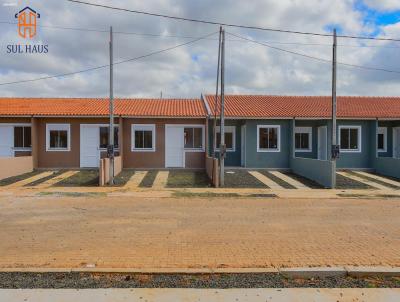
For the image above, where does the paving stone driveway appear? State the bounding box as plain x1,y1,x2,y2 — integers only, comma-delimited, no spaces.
0,195,399,269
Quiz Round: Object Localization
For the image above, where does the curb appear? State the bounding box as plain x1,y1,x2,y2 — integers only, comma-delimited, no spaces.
0,267,399,278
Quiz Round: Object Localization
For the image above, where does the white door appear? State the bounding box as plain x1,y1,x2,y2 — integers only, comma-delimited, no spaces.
241,125,246,167
80,125,100,168
318,126,327,160
0,126,14,157
165,126,184,168
393,127,400,158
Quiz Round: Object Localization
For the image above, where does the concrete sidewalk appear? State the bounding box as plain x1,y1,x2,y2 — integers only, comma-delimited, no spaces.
1,288,399,302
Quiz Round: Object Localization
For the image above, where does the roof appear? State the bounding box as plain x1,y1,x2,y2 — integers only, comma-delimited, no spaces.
0,98,207,117
204,95,400,119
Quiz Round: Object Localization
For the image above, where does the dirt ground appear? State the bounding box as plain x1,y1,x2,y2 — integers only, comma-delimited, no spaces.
0,194,399,270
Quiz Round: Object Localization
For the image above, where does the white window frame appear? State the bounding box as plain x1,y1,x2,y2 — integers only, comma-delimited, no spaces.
257,125,281,153
377,127,387,153
294,127,312,152
215,126,236,152
183,125,205,152
46,124,71,152
338,125,362,153
131,124,156,152
9,123,32,151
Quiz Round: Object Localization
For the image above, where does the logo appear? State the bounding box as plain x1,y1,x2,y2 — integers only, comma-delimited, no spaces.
15,6,40,39
6,6,48,54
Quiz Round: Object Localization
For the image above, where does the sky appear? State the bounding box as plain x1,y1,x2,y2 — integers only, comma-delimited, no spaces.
0,0,400,98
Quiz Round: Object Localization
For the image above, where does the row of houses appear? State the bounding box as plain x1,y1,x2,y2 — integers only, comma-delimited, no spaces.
1,95,400,187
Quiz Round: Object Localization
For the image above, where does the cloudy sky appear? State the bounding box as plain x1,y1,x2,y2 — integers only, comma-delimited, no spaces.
1,0,400,98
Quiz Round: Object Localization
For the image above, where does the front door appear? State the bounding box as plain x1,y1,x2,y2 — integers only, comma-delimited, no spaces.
393,127,400,158
0,126,14,157
318,126,327,160
80,125,100,168
165,126,184,168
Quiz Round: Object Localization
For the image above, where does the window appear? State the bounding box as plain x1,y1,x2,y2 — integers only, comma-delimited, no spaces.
132,124,155,151
14,126,31,149
295,127,312,152
184,127,204,150
377,127,387,152
339,126,361,152
46,124,70,151
99,126,119,149
257,125,280,152
215,126,235,151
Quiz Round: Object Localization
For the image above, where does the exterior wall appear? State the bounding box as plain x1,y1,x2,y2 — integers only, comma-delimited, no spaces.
294,120,329,159
245,119,292,169
375,157,400,179
336,120,375,169
377,121,400,158
0,156,33,180
208,119,243,167
36,117,118,168
123,118,206,169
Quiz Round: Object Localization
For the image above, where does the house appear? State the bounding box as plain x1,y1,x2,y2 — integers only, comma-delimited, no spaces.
203,95,400,187
0,98,208,169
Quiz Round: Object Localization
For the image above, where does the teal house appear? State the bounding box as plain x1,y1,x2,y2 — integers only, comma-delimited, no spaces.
203,95,400,188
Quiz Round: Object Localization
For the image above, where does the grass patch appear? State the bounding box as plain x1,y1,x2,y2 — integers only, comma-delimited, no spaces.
248,193,277,198
259,171,296,189
283,172,323,189
336,173,373,190
166,170,210,188
111,169,136,187
173,191,240,198
24,170,65,187
0,170,41,186
139,170,158,188
37,191,106,198
224,170,267,188
349,171,400,190
54,170,99,187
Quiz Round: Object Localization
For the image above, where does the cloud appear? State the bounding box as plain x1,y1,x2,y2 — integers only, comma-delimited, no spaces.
0,0,399,98
363,0,400,11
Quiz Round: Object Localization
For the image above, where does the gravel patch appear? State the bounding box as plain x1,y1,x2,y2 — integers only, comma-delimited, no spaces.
54,170,99,187
282,172,322,189
336,173,373,190
167,171,211,188
224,170,267,188
349,171,400,190
0,273,398,288
259,171,296,189
0,170,41,186
139,170,158,188
111,170,136,187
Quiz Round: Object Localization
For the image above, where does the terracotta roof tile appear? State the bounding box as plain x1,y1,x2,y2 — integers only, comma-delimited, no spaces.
0,98,206,117
204,95,400,118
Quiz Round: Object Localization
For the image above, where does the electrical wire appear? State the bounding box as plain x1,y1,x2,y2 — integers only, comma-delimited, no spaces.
226,32,400,75
66,0,400,42
0,31,217,86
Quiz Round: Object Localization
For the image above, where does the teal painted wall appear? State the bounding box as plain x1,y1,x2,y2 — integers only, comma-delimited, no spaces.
208,119,243,167
294,120,330,159
244,119,291,168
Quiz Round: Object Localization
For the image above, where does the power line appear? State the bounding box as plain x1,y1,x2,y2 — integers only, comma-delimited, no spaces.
2,20,400,49
66,0,400,42
227,32,400,75
0,31,217,86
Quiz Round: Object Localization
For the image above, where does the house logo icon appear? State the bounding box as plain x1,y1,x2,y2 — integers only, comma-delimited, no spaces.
15,7,40,39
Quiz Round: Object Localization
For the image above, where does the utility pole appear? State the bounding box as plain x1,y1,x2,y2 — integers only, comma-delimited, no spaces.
212,26,222,158
331,28,338,160
219,28,225,187
108,26,114,185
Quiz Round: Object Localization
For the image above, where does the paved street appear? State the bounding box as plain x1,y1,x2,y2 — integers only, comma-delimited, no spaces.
0,195,399,269
1,288,399,302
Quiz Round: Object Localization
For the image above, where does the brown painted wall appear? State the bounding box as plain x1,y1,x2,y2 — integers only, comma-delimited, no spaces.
123,118,206,169
36,118,119,168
